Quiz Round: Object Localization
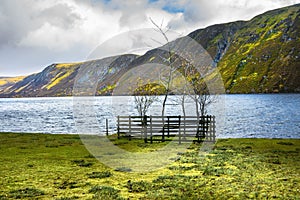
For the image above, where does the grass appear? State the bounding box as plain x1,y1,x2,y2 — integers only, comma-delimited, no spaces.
0,133,299,199
46,70,74,90
0,76,25,86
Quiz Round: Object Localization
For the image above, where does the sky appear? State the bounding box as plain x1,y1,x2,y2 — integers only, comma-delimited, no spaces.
0,0,300,77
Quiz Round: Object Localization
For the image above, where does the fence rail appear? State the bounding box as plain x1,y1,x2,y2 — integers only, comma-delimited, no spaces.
117,115,216,143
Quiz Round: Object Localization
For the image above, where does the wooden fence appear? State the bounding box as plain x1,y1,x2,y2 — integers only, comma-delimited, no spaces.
117,115,216,143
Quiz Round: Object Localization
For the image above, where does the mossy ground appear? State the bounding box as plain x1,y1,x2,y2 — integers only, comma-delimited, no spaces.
0,133,299,199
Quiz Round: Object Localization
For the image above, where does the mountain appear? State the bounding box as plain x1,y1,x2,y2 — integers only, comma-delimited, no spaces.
189,4,300,93
1,4,300,97
0,76,25,92
0,55,137,97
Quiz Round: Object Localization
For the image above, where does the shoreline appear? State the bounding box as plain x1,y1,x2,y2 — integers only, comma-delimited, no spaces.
1,92,300,99
1,132,299,140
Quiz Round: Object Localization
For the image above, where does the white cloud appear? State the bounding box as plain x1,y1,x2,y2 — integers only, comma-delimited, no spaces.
108,0,149,28
16,0,121,52
0,0,299,76
19,22,78,51
168,0,300,31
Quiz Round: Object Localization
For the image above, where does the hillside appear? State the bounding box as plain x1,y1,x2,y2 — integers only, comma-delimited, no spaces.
0,4,300,97
189,4,300,93
0,55,137,97
0,76,25,92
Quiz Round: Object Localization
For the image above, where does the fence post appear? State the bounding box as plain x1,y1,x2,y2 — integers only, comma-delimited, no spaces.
106,118,109,136
129,116,131,134
178,115,181,145
209,115,212,142
198,116,201,143
129,116,131,141
150,116,153,144
162,119,165,142
144,115,148,143
117,116,120,139
167,116,170,138
207,115,213,141
212,116,216,142
183,115,186,140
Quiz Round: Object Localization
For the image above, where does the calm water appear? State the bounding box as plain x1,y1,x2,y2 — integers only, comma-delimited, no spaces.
0,94,299,138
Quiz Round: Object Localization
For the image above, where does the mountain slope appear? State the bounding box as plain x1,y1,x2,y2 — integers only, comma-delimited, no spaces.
0,55,138,97
0,4,300,97
189,4,300,93
0,76,25,93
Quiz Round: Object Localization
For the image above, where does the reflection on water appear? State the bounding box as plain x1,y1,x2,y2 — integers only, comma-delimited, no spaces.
0,94,299,138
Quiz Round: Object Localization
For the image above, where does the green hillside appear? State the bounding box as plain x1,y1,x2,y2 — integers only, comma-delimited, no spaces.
0,4,299,97
189,4,300,93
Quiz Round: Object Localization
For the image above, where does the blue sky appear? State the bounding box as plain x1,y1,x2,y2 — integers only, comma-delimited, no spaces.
0,0,299,76
148,0,185,13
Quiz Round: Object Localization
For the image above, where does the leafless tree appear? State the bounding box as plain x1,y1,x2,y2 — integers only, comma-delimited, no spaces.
150,18,177,117
133,78,158,119
150,18,216,139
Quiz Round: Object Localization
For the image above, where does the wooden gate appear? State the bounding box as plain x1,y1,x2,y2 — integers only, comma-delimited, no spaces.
117,115,216,143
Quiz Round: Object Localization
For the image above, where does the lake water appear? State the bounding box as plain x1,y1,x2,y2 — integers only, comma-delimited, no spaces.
0,94,299,138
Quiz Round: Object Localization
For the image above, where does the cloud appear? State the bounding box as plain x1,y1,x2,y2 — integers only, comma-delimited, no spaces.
0,0,121,50
168,0,300,31
108,0,149,28
0,0,40,47
0,0,300,76
37,3,82,29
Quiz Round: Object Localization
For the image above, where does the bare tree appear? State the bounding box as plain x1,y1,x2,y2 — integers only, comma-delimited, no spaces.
134,96,157,119
133,78,159,119
149,18,216,142
169,59,193,117
149,19,214,118
150,18,177,117
132,78,159,142
184,64,215,118
193,82,214,118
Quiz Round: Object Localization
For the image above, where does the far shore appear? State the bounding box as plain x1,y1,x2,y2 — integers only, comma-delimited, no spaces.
1,92,300,99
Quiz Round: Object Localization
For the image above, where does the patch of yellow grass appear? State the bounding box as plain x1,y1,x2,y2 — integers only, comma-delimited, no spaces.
149,56,156,62
56,62,82,68
266,31,282,41
46,71,73,90
44,62,80,90
0,76,25,86
14,82,31,93
243,42,261,55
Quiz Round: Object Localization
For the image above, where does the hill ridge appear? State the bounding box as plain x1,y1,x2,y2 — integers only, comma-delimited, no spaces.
1,4,300,97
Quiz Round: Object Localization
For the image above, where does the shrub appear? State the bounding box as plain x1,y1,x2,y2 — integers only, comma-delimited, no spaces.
9,188,45,198
57,180,78,189
126,180,153,192
89,186,124,200
114,167,132,172
87,171,112,179
277,141,293,146
71,159,93,167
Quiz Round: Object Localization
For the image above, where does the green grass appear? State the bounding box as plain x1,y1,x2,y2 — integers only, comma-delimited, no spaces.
0,133,299,199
